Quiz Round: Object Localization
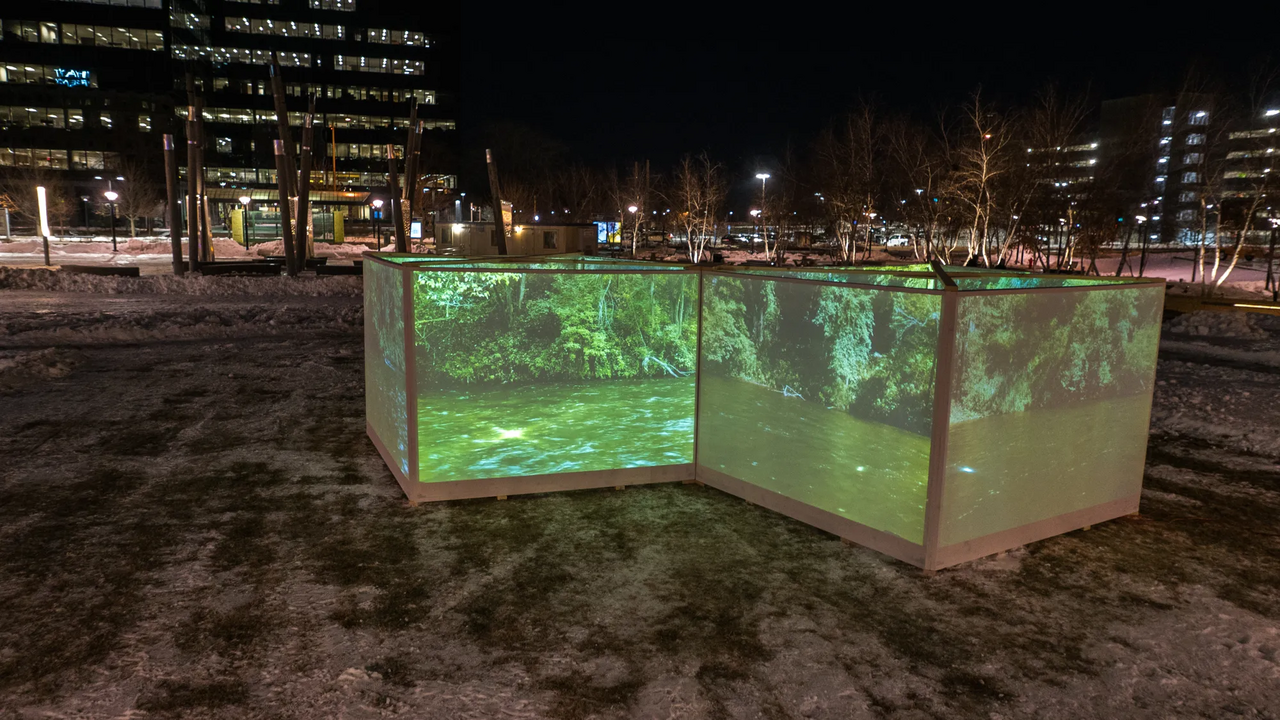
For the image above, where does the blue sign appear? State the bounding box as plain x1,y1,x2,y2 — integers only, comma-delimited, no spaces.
54,68,90,88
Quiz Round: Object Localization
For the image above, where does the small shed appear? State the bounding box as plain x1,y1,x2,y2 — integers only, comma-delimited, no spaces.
436,221,597,256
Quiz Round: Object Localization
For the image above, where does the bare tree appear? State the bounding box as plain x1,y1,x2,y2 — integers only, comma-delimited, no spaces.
0,167,74,235
1204,63,1279,294
887,115,954,261
116,159,164,238
814,100,887,262
668,152,727,264
952,90,1014,266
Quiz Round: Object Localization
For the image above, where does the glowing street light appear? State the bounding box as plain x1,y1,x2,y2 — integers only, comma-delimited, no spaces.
103,189,119,252
238,195,253,248
372,198,384,243
627,205,638,213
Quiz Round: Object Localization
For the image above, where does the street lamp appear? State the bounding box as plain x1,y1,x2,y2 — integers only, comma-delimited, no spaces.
238,195,252,249
627,205,639,256
103,190,119,252
372,198,384,244
755,173,770,254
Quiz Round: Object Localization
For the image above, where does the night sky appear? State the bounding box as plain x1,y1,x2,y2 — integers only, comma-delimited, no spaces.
457,7,1256,176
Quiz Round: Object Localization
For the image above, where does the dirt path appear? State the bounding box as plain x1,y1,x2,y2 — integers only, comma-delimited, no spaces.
1,292,1278,719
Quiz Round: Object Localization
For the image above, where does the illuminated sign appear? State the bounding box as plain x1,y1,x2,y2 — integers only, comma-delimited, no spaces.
595,221,620,245
409,220,422,239
54,68,90,88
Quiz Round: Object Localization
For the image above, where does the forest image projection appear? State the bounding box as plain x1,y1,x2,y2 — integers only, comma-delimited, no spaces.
364,260,408,476
410,267,699,482
698,274,942,543
940,284,1164,545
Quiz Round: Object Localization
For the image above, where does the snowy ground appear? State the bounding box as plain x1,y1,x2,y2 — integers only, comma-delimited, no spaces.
1,273,1279,718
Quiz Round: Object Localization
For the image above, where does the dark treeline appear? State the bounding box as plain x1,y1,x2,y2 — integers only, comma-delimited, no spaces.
470,63,1279,292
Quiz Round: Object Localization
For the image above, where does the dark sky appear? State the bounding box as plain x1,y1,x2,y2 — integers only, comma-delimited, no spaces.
458,7,1258,175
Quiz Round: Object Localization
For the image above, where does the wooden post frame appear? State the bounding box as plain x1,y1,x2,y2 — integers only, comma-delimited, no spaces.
363,255,1165,571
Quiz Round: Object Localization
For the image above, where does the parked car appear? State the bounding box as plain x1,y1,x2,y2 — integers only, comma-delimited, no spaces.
886,234,912,247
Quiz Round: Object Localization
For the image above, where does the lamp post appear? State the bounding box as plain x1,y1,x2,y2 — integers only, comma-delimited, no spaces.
372,198,384,245
755,173,770,255
103,190,119,252
627,204,638,257
238,195,252,249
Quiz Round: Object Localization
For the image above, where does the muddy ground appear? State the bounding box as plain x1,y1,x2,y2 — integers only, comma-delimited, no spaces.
0,284,1278,719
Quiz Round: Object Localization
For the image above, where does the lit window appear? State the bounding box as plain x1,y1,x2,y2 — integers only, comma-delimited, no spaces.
1182,171,1200,183
332,55,424,75
1188,111,1208,125
310,0,355,10
137,114,151,131
1183,152,1202,165
1186,133,1205,145
366,28,428,46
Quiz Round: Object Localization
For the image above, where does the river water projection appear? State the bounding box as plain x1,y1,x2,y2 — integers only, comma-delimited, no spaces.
698,376,930,542
697,274,940,543
940,394,1151,545
418,378,694,482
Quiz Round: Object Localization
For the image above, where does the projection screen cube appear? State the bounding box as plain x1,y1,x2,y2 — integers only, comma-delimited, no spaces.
366,255,1163,570
365,254,700,502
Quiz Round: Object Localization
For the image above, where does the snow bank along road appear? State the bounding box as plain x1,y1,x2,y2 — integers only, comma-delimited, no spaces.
1,272,1278,718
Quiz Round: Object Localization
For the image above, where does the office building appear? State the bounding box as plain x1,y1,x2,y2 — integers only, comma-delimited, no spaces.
0,0,458,234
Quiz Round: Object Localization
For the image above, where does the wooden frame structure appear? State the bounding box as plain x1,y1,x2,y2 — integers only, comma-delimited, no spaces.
365,253,1165,571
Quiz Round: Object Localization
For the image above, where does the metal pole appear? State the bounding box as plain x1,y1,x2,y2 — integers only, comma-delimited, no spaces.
298,101,315,263
186,115,199,273
163,134,184,275
274,140,297,276
109,202,117,252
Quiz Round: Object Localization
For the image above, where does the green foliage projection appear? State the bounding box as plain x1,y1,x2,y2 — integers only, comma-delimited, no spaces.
363,260,408,474
702,275,941,435
413,271,698,388
949,285,1164,423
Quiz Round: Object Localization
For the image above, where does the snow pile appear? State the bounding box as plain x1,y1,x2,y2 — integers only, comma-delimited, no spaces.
0,348,79,389
0,267,363,296
1150,359,1280,457
1164,310,1268,339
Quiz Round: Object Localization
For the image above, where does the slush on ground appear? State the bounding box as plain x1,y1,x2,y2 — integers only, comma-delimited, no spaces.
1,267,1278,718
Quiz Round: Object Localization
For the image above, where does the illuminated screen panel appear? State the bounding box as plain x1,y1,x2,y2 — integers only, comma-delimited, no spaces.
364,260,409,476
412,269,699,482
939,285,1164,546
697,274,940,544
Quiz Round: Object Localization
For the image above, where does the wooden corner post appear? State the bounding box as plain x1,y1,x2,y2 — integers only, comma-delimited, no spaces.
923,260,959,572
